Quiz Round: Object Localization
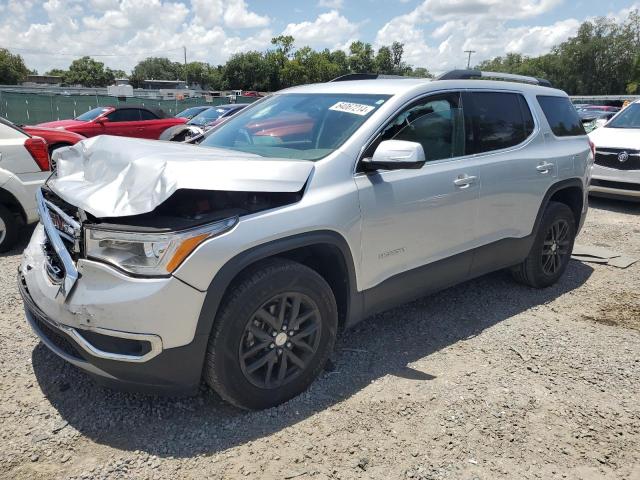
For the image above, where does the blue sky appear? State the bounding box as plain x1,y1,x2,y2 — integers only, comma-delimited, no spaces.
0,0,638,75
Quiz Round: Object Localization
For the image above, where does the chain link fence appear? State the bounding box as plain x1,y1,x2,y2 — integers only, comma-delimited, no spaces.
0,91,258,125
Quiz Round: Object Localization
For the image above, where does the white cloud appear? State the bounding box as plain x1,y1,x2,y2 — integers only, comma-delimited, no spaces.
282,10,359,49
317,0,344,9
373,0,608,73
223,0,270,28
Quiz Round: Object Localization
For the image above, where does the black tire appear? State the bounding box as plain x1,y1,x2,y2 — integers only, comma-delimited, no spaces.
511,201,576,288
204,259,338,410
0,204,19,253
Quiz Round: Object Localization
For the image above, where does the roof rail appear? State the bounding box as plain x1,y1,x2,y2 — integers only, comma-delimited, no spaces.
329,73,408,82
436,69,552,88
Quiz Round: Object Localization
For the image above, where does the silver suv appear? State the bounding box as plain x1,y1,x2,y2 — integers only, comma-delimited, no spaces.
19,71,592,409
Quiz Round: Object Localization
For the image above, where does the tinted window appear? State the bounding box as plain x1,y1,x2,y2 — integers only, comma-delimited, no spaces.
368,92,465,162
139,109,158,120
107,109,140,122
537,95,585,136
463,92,534,154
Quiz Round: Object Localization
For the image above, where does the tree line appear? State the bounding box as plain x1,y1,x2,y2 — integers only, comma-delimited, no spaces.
1,10,639,94
476,10,640,95
0,37,430,91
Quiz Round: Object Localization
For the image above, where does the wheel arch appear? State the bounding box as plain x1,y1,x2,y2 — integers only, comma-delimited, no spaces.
0,187,27,224
193,230,362,342
533,178,584,235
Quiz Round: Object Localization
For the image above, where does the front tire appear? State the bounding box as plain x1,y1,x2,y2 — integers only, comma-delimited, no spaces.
204,259,338,410
511,201,576,288
0,204,19,253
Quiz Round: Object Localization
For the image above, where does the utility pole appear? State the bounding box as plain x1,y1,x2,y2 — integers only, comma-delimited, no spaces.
183,46,187,86
464,50,476,69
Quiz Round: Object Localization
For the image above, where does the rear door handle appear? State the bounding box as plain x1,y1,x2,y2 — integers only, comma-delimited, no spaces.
536,162,554,173
453,175,477,188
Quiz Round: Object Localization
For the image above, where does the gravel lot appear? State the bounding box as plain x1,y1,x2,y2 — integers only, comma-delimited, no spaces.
1,197,639,480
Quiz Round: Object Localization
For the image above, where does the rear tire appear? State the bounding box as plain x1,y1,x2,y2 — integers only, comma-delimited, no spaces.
511,201,576,288
0,204,19,253
204,259,338,410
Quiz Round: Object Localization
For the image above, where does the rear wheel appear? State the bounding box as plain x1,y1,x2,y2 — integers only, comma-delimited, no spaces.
511,201,576,288
0,204,19,253
204,259,338,410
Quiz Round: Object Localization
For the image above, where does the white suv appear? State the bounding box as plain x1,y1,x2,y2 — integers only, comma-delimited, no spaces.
588,99,640,201
20,71,592,409
0,118,51,251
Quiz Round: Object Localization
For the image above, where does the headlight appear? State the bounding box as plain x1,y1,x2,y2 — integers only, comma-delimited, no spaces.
84,217,237,276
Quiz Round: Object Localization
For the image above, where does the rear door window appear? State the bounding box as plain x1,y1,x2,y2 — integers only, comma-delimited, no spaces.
462,91,535,154
537,95,585,136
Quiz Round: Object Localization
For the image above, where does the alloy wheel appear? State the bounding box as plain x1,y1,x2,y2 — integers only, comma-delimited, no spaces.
541,218,570,275
239,292,322,389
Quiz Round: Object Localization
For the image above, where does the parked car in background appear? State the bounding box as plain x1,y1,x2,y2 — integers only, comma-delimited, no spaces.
22,125,85,155
0,118,51,251
20,71,591,410
579,110,616,133
579,105,621,113
175,106,210,120
160,104,247,142
242,91,263,97
588,100,640,201
33,106,186,140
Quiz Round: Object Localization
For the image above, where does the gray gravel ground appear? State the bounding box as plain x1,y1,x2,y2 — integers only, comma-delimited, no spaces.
0,197,639,480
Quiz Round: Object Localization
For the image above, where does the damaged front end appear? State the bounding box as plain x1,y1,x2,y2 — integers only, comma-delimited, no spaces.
34,135,312,293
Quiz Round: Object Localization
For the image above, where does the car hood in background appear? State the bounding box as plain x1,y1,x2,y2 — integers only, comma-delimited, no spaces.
589,126,640,149
35,119,87,128
48,135,314,218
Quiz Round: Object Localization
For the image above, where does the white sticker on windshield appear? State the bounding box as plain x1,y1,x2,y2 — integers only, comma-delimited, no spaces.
329,102,375,116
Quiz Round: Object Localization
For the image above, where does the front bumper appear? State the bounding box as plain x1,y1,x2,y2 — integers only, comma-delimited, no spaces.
20,223,210,395
589,165,640,201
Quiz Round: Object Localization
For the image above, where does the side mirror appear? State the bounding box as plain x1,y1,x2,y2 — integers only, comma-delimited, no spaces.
96,116,109,124
363,140,426,171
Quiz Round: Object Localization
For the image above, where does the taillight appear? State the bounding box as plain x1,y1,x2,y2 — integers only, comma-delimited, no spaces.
24,137,50,171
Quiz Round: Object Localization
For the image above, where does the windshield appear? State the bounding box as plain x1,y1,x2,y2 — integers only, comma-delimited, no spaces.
75,107,110,121
176,106,206,118
606,104,640,129
200,93,390,160
188,108,228,126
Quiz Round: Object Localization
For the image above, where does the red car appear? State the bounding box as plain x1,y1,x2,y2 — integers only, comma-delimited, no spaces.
35,106,186,140
22,125,85,154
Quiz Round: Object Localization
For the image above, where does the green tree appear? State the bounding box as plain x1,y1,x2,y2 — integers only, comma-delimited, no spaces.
412,67,432,78
0,48,30,84
63,56,114,87
44,68,67,77
130,57,185,88
222,51,271,91
374,46,394,74
348,41,374,73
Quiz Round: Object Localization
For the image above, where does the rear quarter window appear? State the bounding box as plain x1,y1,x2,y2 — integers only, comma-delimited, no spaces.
537,95,585,137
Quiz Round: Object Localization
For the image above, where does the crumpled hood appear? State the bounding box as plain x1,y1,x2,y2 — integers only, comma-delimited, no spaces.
48,135,314,218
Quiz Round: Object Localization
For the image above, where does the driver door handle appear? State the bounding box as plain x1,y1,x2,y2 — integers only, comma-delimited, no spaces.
453,174,477,188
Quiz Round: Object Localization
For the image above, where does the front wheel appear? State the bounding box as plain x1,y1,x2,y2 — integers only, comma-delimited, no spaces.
204,259,338,410
511,201,576,288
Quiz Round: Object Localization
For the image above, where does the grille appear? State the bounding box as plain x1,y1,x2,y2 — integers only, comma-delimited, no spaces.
594,148,640,171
